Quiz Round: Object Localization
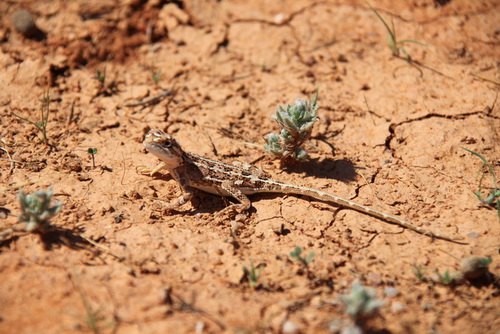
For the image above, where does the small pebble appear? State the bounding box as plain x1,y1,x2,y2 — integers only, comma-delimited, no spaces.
11,9,38,37
341,325,363,334
466,232,479,239
195,321,204,334
328,318,343,333
0,207,10,219
421,301,433,311
384,287,399,298
282,320,300,334
391,301,404,313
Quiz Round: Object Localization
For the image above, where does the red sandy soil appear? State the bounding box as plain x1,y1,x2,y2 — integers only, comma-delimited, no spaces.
0,0,499,333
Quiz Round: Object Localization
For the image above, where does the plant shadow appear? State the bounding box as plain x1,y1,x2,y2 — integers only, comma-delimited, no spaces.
281,157,358,183
37,226,90,251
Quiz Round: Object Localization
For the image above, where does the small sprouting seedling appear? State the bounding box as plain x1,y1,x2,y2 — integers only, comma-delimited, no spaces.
412,264,427,282
13,90,51,144
290,246,314,267
87,148,98,168
367,3,428,61
84,307,105,334
434,269,459,285
18,188,63,233
72,272,114,334
463,148,500,223
340,281,383,320
242,260,264,288
96,67,106,84
152,69,162,85
264,92,319,161
261,63,271,72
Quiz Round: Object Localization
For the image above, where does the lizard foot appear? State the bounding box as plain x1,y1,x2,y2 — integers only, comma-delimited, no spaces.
136,162,166,177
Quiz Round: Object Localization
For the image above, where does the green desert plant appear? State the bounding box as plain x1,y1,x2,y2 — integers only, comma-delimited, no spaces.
242,261,264,288
18,188,63,233
290,246,314,267
340,281,383,319
72,271,114,334
152,69,162,85
412,264,427,282
95,67,106,84
264,92,319,161
367,3,428,61
463,148,500,223
473,256,492,268
434,269,459,285
13,90,51,143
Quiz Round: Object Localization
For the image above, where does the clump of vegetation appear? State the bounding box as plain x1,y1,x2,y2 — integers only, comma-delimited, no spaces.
264,92,319,161
412,264,428,282
340,281,383,320
152,68,162,85
95,67,106,84
433,269,459,285
463,148,500,223
242,260,264,289
72,271,116,333
290,246,314,267
367,3,427,61
18,188,63,233
13,90,52,144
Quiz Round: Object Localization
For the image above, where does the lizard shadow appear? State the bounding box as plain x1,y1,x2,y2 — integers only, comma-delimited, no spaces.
279,157,358,183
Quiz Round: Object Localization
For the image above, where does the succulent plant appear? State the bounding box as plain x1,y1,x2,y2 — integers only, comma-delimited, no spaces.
340,281,383,319
264,92,319,161
18,188,63,233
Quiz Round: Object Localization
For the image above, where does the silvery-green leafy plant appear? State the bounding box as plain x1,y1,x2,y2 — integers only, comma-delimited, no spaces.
264,92,319,161
340,281,383,319
18,188,63,233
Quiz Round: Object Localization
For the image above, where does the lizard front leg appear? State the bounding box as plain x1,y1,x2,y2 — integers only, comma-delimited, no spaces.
166,169,196,209
218,181,252,213
152,168,195,210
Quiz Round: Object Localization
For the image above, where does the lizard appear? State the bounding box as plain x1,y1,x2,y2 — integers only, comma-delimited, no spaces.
140,129,464,243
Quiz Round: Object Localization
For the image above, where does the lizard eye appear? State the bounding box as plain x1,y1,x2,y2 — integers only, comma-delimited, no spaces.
162,141,172,148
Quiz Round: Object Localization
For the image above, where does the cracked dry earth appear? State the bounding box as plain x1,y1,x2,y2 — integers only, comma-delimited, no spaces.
0,0,499,333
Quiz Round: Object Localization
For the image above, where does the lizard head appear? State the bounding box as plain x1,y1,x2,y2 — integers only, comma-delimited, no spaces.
143,129,185,168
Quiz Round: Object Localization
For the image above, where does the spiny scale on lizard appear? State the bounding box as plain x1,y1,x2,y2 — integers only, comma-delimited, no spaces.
140,129,465,243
